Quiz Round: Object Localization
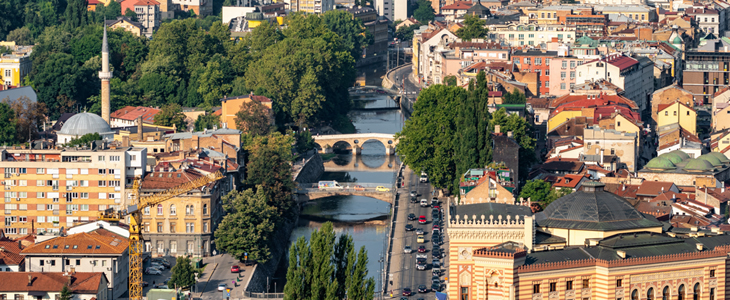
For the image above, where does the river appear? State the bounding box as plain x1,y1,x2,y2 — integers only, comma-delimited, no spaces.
273,66,406,293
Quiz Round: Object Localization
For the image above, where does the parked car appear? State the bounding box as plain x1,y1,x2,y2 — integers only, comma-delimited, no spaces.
431,283,441,292
410,190,418,197
231,265,240,273
432,249,441,259
151,262,166,270
420,174,428,183
416,263,426,270
432,275,440,282
402,288,413,296
416,253,427,259
152,258,171,268
418,245,426,253
410,196,418,203
408,213,417,221
145,268,161,275
432,269,440,276
405,224,415,231
218,284,227,292
376,186,390,192
404,245,413,254
432,235,441,246
432,259,441,268
418,216,427,224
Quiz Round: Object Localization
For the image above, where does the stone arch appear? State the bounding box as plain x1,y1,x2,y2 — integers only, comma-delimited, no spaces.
678,284,686,300
662,285,671,300
692,282,701,300
332,140,353,152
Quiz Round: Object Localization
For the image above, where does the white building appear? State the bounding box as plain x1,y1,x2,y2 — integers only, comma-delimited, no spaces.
686,5,722,35
575,53,654,112
418,28,459,85
56,113,116,145
134,0,161,37
0,272,108,300
22,231,128,300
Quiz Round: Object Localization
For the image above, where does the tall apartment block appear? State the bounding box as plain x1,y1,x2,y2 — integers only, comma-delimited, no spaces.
286,0,334,14
0,145,146,237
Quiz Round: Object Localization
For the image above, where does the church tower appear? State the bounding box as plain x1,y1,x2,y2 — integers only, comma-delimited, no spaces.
99,25,113,124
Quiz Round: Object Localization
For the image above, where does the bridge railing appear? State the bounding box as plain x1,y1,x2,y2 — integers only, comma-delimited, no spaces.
243,292,285,298
296,186,394,194
298,182,393,189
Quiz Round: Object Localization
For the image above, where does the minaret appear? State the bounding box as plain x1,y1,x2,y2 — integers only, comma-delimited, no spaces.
99,25,113,125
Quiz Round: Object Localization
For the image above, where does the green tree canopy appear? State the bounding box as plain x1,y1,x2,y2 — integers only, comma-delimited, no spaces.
245,132,296,218
59,285,72,300
322,10,374,61
283,222,375,300
66,132,102,147
443,75,457,86
489,107,536,182
154,103,187,131
194,113,220,131
0,102,17,146
168,257,197,289
6,27,33,45
124,8,138,22
455,14,488,41
214,188,279,263
413,0,435,23
502,88,527,104
395,24,420,42
235,99,273,137
519,179,552,202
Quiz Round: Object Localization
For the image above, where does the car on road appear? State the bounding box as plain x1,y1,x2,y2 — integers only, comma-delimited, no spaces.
404,246,413,254
416,262,426,270
145,268,161,275
151,262,166,270
431,283,441,292
218,284,227,292
353,185,365,191
376,186,390,192
152,258,171,268
415,228,424,235
420,173,428,183
432,224,440,230
418,285,429,293
231,265,240,273
405,224,414,231
432,226,440,234
432,235,440,246
408,213,417,221
417,235,425,243
416,253,427,259
410,190,418,197
420,199,428,207
418,216,427,224
410,196,418,203
432,275,440,282
418,245,426,253
402,288,413,296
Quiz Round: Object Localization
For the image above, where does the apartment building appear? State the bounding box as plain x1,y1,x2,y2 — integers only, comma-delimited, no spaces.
683,39,730,104
575,53,654,112
513,49,558,96
0,42,32,87
134,0,161,37
170,0,212,16
288,0,334,14
0,145,147,237
686,5,722,35
487,23,576,46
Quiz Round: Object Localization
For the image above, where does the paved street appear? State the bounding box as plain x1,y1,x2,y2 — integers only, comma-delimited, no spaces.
195,254,254,300
391,66,421,97
386,167,449,298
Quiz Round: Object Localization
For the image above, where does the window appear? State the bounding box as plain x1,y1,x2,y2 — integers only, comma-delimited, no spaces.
562,61,567,69
203,222,208,233
546,58,550,66
99,169,106,175
616,279,622,287
203,204,208,215
549,282,556,292
566,281,573,290
647,287,654,300
18,180,26,186
460,287,469,300
561,83,566,90
110,156,120,162
157,204,163,215
170,241,177,253
710,269,715,277
663,286,669,300
98,156,105,161
98,180,106,187
186,205,194,215
535,58,542,65
144,222,150,232
545,81,549,87
157,222,163,232
679,284,685,300
710,288,715,300
170,204,176,215
561,72,566,79
674,111,677,116
144,207,150,215
570,61,576,69
37,216,45,223
170,222,176,233
76,259,80,265
533,284,540,294
186,222,194,233
582,279,589,288
687,111,690,116
570,71,575,79
157,241,164,253
524,58,530,64
665,111,669,116
693,283,700,300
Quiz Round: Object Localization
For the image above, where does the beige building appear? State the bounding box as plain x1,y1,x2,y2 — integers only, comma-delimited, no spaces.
657,101,698,135
104,17,143,37
0,144,146,237
487,23,576,46
219,95,273,131
22,230,128,299
583,126,638,172
652,84,694,122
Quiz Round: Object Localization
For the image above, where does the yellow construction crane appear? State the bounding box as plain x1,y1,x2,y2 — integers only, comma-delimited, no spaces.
99,171,225,300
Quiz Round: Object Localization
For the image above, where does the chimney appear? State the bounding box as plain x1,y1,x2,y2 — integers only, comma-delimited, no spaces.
137,116,144,141
495,125,501,134
617,250,626,259
696,243,704,251
507,131,513,138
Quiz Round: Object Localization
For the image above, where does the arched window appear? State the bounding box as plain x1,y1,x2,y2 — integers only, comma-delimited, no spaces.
632,289,639,300
157,204,163,215
678,285,685,300
170,204,176,215
144,207,150,215
693,283,700,300
648,287,654,300
663,286,670,300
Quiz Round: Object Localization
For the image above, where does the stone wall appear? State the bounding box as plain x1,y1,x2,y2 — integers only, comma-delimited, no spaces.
293,152,324,184
245,209,298,293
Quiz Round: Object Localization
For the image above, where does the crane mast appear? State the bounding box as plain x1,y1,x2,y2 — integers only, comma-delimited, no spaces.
99,171,225,300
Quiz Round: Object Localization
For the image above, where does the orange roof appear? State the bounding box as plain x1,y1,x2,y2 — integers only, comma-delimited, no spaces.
134,0,159,5
0,238,24,265
552,174,588,188
141,169,204,190
110,106,160,123
22,232,127,255
0,272,105,294
636,181,676,197
441,1,472,9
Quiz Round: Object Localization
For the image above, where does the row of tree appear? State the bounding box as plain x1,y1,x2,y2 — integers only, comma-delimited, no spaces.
395,71,535,194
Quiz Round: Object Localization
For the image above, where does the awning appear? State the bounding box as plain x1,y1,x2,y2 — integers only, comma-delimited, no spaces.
435,292,448,300
28,291,47,296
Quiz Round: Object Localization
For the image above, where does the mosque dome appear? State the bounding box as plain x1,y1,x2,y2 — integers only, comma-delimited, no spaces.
683,158,715,172
672,36,683,44
645,156,676,170
536,182,662,231
708,152,729,163
58,113,113,136
698,154,723,167
670,150,690,161
659,152,683,165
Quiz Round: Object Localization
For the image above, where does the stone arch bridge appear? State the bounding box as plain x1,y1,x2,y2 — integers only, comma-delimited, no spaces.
313,133,398,155
295,183,396,203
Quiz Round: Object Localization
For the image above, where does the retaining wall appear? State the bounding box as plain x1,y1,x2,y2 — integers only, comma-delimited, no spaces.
293,152,324,184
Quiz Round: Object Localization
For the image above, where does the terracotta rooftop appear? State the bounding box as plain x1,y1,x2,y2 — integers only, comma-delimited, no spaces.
110,106,160,123
552,174,589,188
141,168,205,190
551,93,638,110
0,237,24,265
21,232,127,255
636,181,676,197
585,53,639,71
134,0,160,5
0,272,105,294
441,1,472,10
603,183,640,199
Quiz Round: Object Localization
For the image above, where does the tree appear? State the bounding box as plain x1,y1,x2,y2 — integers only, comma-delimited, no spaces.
519,179,552,202
3,96,47,142
0,102,17,146
547,187,573,205
502,88,527,104
66,133,102,146
395,24,420,42
197,54,233,108
154,103,187,131
455,14,488,41
444,75,457,86
6,27,33,45
124,8,138,22
245,132,296,218
413,0,435,24
30,52,81,119
283,222,375,300
294,130,315,153
489,107,536,182
214,188,279,262
59,285,72,300
168,257,197,289
194,113,220,131
322,10,373,61
65,0,89,29
235,100,273,137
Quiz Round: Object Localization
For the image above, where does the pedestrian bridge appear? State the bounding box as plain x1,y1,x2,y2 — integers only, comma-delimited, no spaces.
323,155,398,172
295,183,396,203
313,133,398,155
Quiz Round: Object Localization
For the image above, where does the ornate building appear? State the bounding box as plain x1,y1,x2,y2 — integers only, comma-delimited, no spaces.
446,181,730,300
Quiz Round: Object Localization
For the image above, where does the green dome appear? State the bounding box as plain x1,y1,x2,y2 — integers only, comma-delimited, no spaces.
683,158,715,172
659,152,683,164
645,157,676,170
698,154,723,166
670,150,690,161
673,36,682,44
708,152,729,163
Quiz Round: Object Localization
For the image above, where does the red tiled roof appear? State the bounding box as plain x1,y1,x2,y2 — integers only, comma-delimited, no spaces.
0,238,24,265
88,0,100,4
110,106,160,123
134,0,160,5
585,54,638,71
141,169,204,190
21,232,127,255
0,272,105,294
551,93,638,110
441,1,472,10
636,181,676,196
604,183,640,199
552,174,588,188
587,165,611,174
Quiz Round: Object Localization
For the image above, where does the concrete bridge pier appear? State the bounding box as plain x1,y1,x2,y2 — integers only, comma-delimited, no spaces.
386,146,395,156
352,145,362,155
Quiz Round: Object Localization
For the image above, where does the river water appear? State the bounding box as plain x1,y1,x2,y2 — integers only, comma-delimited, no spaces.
276,67,406,292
